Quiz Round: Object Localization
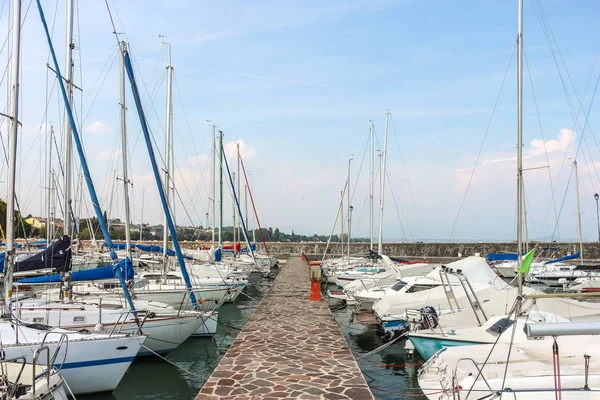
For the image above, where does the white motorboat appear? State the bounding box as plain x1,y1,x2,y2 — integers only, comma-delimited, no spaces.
1,356,72,399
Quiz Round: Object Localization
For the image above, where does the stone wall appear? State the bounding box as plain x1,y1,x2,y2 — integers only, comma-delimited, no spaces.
36,239,600,262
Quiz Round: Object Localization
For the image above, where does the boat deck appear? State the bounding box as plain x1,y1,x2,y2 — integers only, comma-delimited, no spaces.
196,256,374,399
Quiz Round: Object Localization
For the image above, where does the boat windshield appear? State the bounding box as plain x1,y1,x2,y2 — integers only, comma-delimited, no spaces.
391,281,406,291
485,318,515,336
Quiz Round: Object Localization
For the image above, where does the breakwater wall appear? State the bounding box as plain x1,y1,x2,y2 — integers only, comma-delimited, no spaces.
59,240,600,262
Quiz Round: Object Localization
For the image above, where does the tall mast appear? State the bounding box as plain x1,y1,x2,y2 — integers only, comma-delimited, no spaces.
369,122,374,251
62,0,75,237
340,190,344,258
162,42,173,266
574,161,584,263
516,0,524,303
347,157,353,259
237,143,241,252
211,125,216,248
140,187,145,242
378,111,390,255
120,41,132,261
46,125,54,243
232,171,237,254
245,184,249,241
4,0,21,314
219,130,223,247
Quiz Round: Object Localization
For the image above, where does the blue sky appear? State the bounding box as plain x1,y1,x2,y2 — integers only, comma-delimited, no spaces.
5,0,600,242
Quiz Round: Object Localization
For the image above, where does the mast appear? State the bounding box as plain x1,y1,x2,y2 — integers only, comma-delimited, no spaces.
378,111,390,255
219,130,223,247
232,171,237,254
162,42,173,267
62,0,74,237
340,190,344,258
245,184,249,241
516,0,524,305
574,161,584,263
237,143,241,250
4,0,21,314
140,188,144,242
46,125,54,244
347,157,353,258
120,41,132,261
369,122,374,251
211,125,216,248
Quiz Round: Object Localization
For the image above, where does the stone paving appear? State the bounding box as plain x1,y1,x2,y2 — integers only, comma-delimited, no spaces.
196,256,375,400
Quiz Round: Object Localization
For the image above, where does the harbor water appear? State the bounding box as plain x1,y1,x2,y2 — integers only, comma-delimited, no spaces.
82,275,421,400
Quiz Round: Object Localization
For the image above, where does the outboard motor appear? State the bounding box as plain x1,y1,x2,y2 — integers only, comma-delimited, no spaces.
419,306,438,330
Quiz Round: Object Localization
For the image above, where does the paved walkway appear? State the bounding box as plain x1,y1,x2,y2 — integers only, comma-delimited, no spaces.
196,256,374,400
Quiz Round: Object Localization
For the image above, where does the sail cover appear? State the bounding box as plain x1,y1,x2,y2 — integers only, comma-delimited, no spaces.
14,235,71,273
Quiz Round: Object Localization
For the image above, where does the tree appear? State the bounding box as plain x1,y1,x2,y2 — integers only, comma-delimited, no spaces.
273,228,280,242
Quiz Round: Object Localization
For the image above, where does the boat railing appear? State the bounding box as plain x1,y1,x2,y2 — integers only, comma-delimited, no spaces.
1,355,27,399
453,357,496,400
440,266,488,326
107,309,150,336
39,331,68,372
32,345,51,398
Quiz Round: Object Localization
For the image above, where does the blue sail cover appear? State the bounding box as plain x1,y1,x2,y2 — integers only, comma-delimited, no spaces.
214,248,222,262
17,257,133,284
487,253,518,262
545,252,580,264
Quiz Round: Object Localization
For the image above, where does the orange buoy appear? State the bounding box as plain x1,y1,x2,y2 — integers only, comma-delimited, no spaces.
309,261,322,266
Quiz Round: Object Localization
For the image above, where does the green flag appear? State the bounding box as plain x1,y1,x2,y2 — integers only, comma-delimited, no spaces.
517,248,535,274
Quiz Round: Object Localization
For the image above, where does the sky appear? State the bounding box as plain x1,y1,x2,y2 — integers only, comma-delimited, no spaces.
3,0,600,242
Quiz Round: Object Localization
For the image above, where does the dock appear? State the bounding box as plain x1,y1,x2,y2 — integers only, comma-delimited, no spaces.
196,256,374,400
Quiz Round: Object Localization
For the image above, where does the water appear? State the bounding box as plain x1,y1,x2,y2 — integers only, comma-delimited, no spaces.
81,277,420,400
329,290,425,400
81,273,274,400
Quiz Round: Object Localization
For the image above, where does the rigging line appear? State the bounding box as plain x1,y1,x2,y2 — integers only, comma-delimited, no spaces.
171,145,206,226
172,117,210,212
523,45,561,240
389,114,421,233
81,48,119,126
81,44,118,109
530,0,599,208
385,168,408,241
349,130,370,205
172,74,211,203
446,43,516,245
533,0,600,156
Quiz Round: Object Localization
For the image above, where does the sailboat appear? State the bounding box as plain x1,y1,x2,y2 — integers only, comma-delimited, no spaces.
0,1,147,395
415,2,600,397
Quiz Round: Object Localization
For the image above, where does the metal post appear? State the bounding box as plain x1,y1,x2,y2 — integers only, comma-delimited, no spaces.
46,125,53,244
595,193,599,243
211,125,216,248
120,41,132,262
62,0,75,237
4,0,22,315
574,161,583,263
347,157,353,259
516,0,524,310
369,122,374,251
140,187,145,242
378,112,390,255
162,42,173,268
219,130,223,247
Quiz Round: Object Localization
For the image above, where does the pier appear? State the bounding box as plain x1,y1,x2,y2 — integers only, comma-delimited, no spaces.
196,256,374,400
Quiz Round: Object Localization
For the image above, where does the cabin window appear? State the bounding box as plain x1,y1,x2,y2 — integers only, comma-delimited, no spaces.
73,316,86,323
391,281,407,292
406,284,436,293
486,318,515,336
33,317,45,323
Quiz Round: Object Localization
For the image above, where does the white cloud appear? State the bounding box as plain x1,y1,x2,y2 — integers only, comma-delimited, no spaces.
224,139,257,161
529,128,575,157
85,121,112,136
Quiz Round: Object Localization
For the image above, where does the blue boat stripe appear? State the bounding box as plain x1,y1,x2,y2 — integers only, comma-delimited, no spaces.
57,356,135,369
